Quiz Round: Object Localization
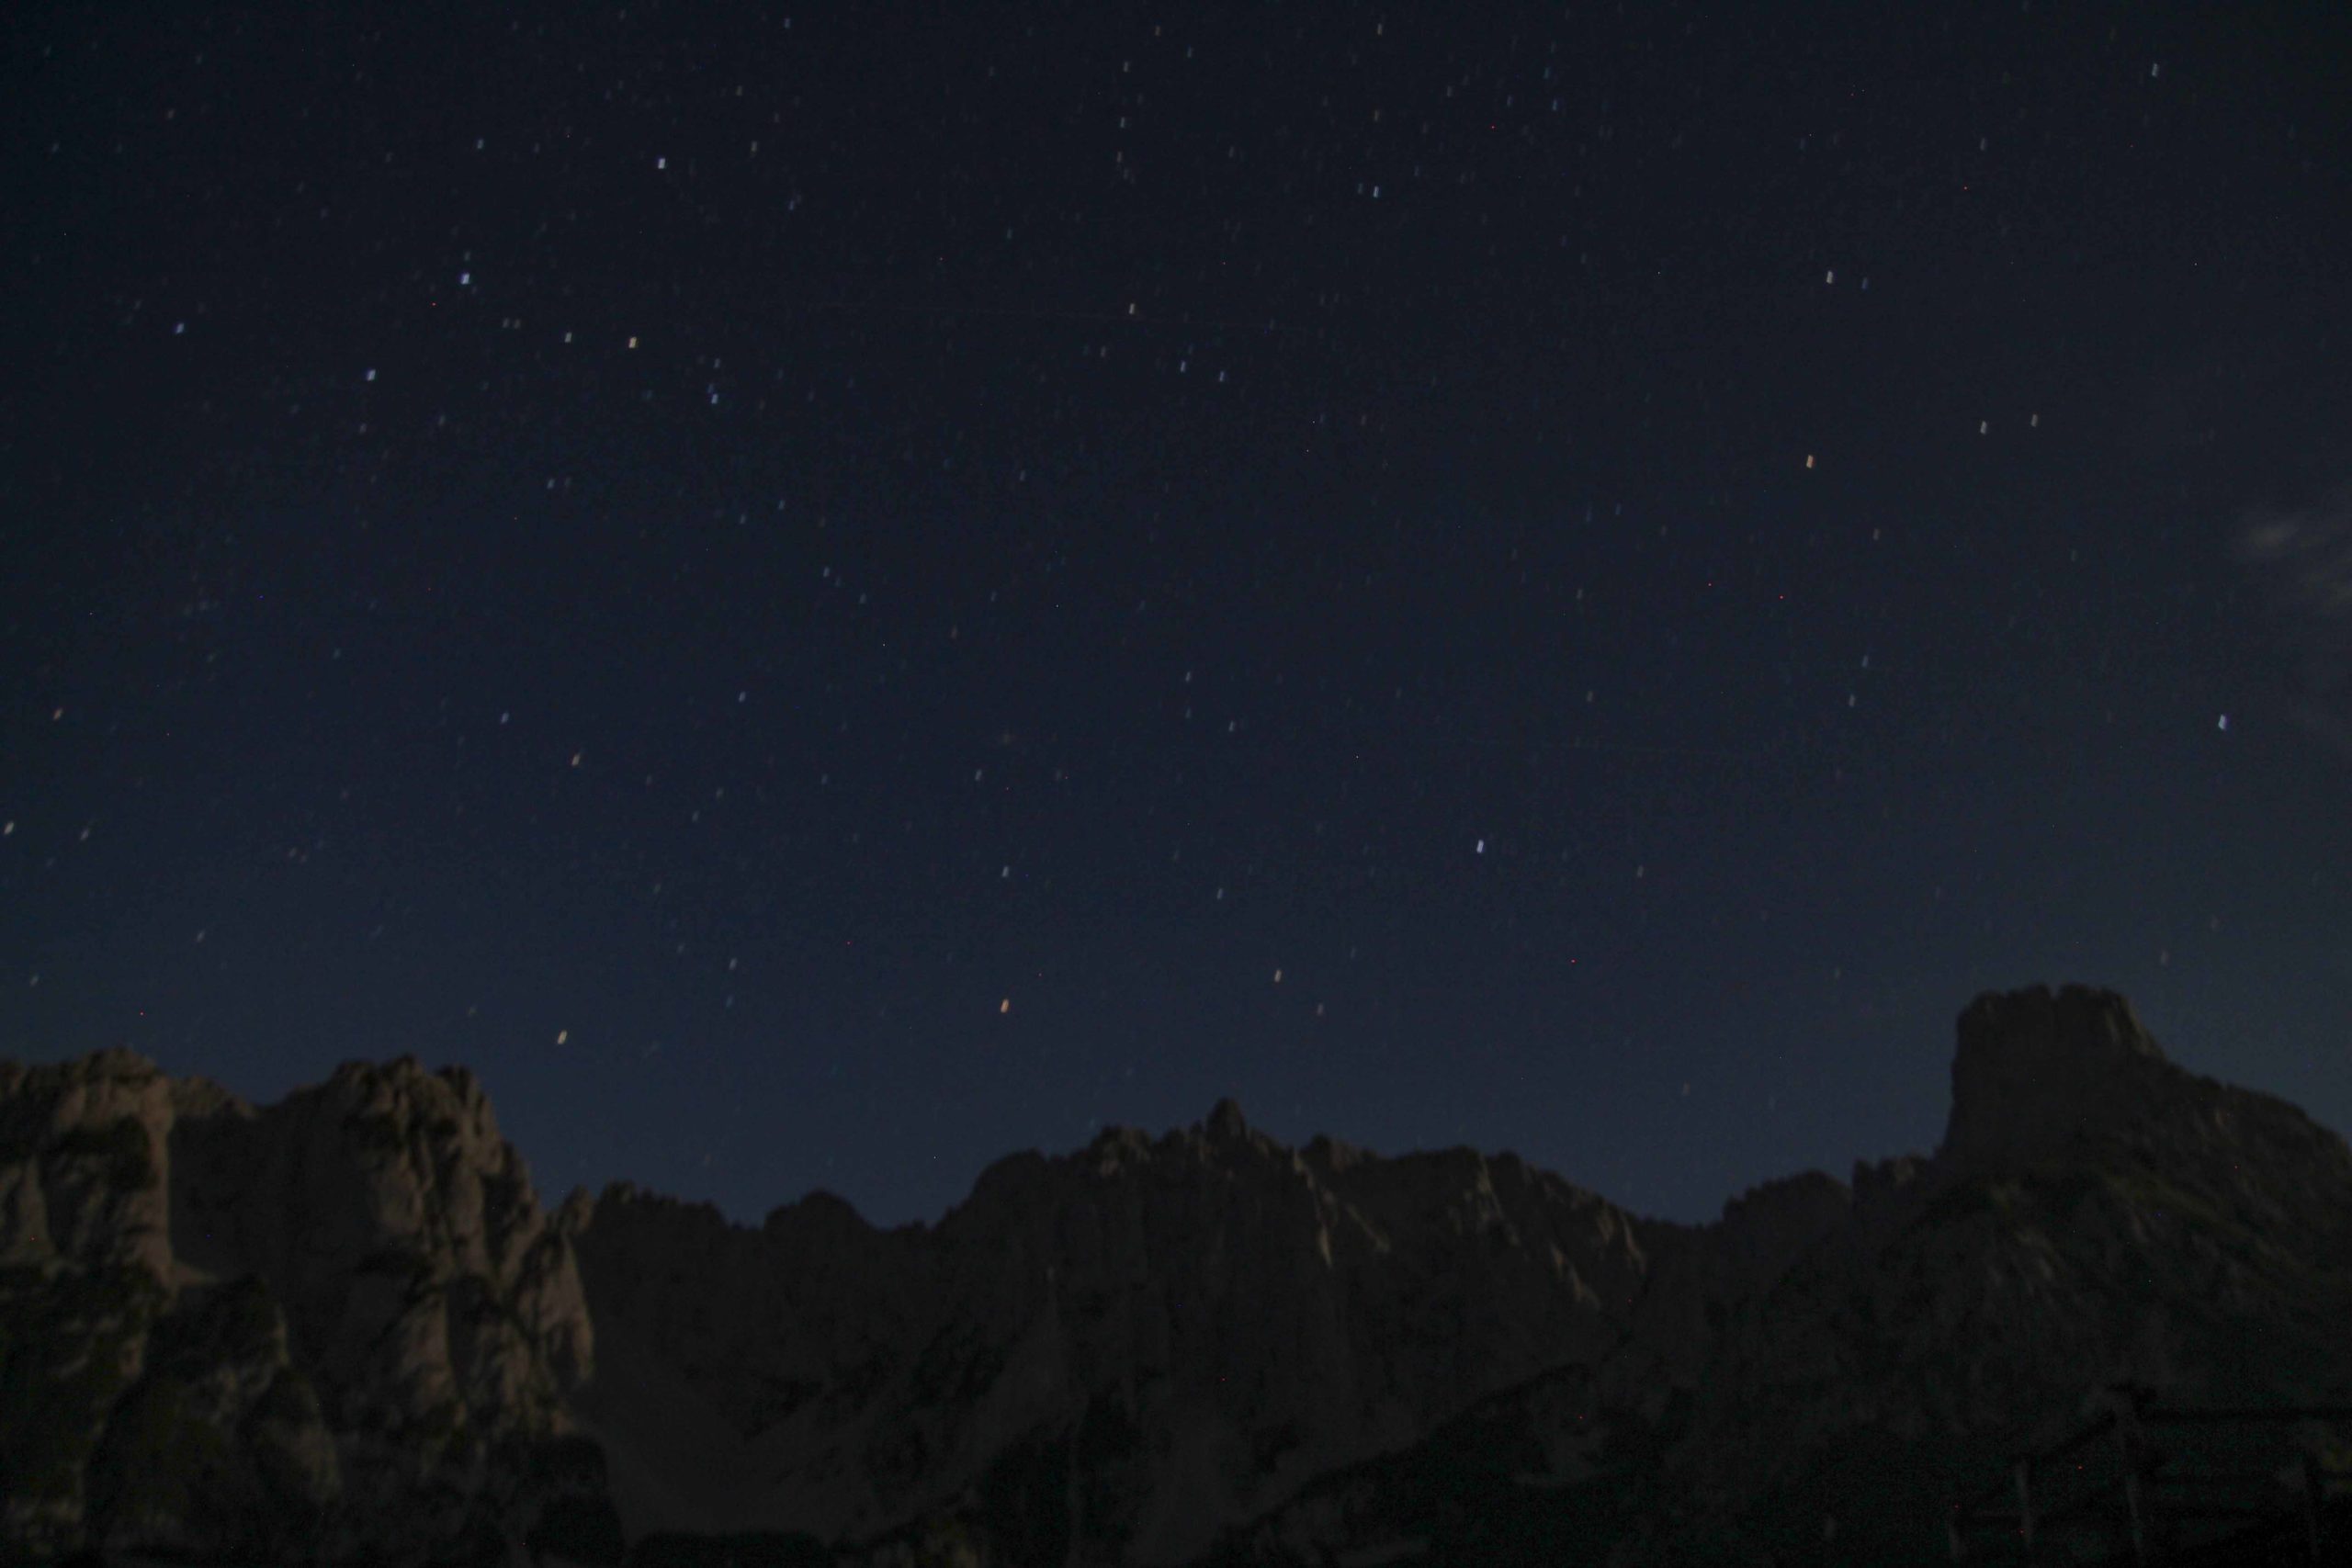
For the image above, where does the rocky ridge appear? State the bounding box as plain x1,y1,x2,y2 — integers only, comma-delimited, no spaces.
3,983,2346,1566
560,1092,1683,1563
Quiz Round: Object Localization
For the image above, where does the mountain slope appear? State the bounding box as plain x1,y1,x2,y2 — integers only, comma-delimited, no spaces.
1199,986,2352,1567
4,984,2346,1566
561,1098,1686,1564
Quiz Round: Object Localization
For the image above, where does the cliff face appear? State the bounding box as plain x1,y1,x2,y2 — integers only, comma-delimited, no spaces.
5,983,2346,1568
0,1049,610,1566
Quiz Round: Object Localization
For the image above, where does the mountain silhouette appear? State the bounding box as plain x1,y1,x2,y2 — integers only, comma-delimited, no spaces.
2,984,2346,1565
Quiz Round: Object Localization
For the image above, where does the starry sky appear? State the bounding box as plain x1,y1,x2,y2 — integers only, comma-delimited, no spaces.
6,3,2350,1233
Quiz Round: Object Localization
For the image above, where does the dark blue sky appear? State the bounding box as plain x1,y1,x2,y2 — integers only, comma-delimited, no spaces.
6,2,2348,1230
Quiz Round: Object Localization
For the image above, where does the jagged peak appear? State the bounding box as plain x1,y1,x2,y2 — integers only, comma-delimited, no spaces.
435,1061,488,1100
1305,1131,1370,1172
325,1054,460,1103
554,1186,597,1235
0,1046,161,1092
763,1187,872,1235
167,1073,252,1120
1087,1121,1152,1153
1716,1168,1851,1226
336,1053,422,1081
88,1044,161,1077
1204,1096,1250,1140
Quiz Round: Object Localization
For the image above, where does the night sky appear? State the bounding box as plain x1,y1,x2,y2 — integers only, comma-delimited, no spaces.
6,4,2350,1234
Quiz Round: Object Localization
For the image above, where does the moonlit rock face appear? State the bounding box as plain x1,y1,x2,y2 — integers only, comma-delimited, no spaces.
0,1050,605,1564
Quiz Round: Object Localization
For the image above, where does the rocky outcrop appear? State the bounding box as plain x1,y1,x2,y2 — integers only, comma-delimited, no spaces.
0,1049,613,1565
1935,984,2172,1180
